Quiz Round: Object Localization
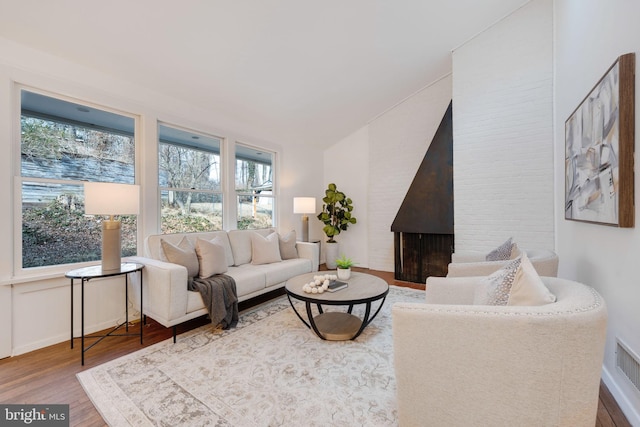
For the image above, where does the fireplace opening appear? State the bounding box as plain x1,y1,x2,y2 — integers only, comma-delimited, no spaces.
394,232,453,283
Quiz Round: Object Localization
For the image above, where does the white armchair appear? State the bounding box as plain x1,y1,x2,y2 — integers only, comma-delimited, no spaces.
392,276,607,427
447,248,559,277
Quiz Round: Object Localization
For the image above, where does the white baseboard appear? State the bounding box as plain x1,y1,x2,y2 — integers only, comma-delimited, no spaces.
602,365,640,426
12,316,140,357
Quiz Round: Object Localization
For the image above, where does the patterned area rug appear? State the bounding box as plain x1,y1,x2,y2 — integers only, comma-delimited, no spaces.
77,285,424,426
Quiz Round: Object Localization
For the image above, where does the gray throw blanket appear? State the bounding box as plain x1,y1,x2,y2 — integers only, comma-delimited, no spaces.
189,274,239,329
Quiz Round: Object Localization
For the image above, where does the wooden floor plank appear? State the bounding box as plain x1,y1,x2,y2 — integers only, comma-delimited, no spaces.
599,380,632,427
0,268,630,426
597,394,617,427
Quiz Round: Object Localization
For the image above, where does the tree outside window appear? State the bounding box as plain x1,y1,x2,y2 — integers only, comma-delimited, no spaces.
158,124,222,233
235,144,274,230
20,90,136,269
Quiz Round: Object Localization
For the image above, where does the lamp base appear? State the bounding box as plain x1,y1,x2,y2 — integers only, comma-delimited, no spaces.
301,215,309,242
102,220,122,273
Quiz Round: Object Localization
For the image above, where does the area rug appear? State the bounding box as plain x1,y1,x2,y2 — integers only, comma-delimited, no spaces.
77,285,424,426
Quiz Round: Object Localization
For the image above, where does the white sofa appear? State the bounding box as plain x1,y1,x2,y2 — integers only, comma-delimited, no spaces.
129,228,319,340
447,248,559,277
392,275,607,426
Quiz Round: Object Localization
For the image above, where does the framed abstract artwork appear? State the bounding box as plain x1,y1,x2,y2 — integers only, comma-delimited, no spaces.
565,53,635,227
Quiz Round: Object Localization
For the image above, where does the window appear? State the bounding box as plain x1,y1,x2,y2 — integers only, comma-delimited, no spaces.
235,143,274,229
158,124,222,233
19,90,137,269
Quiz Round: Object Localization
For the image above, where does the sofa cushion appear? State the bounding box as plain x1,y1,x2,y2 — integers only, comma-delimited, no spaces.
228,229,273,265
186,290,205,314
256,258,313,287
279,230,299,260
226,265,267,296
195,237,228,278
160,237,199,279
251,232,282,265
148,231,235,266
201,231,235,267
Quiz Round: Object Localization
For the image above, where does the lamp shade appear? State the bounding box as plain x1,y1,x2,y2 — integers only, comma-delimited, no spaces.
84,182,140,215
293,197,316,214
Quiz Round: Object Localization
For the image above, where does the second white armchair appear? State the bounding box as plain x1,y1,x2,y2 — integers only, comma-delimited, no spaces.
447,248,559,277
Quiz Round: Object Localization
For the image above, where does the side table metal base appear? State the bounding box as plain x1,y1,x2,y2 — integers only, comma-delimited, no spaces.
67,262,144,365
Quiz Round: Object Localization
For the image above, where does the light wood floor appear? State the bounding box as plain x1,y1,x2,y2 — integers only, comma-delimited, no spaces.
0,268,630,426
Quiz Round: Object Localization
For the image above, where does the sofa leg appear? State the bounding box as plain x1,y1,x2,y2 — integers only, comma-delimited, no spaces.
173,325,177,343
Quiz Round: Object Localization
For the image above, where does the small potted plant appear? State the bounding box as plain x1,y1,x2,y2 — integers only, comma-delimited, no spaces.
335,254,355,280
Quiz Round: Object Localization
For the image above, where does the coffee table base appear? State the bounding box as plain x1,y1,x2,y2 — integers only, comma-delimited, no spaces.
287,296,386,341
314,312,362,341
285,272,389,341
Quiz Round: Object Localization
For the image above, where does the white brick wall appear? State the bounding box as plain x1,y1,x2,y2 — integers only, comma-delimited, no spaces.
323,127,369,267
368,75,452,271
452,0,554,253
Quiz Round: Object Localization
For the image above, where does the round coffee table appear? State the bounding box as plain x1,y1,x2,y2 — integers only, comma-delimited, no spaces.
285,271,389,341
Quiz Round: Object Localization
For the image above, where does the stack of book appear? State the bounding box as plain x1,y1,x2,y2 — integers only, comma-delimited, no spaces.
326,280,348,292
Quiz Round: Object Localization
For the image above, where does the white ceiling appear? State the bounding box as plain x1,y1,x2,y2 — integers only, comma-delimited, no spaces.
0,0,528,148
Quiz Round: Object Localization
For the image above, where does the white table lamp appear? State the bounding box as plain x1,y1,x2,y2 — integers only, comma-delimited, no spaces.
293,197,316,242
84,182,140,273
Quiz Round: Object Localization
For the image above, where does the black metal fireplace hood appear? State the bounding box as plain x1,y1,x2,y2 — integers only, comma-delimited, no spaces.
390,101,454,234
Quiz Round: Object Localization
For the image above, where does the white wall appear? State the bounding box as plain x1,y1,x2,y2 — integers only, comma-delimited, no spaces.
279,143,326,241
367,75,453,272
452,0,554,252
323,76,452,272
0,37,322,356
322,126,370,266
555,1,640,423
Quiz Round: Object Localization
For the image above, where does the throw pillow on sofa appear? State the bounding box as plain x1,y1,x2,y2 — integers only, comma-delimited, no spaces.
161,237,199,279
474,252,556,306
195,237,228,278
485,237,516,261
278,230,299,260
474,256,522,305
251,232,282,265
508,252,556,305
509,242,522,259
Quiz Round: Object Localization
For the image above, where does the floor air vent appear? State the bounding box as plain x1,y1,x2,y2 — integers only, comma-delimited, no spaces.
616,339,640,393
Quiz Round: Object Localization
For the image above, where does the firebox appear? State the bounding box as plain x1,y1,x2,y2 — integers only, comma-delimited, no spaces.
394,232,453,283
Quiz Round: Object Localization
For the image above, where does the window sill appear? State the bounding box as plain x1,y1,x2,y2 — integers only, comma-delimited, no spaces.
2,260,108,288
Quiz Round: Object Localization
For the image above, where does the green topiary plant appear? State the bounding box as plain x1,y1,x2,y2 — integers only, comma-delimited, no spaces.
335,254,355,269
317,183,357,243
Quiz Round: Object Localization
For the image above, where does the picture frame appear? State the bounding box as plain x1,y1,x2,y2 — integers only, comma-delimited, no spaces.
565,53,635,227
